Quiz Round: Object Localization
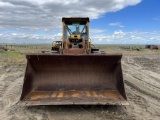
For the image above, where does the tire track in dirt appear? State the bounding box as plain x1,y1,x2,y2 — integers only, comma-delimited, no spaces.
122,55,160,120
0,66,24,120
125,89,151,120
3,77,23,107
0,65,48,120
125,80,159,100
125,82,160,120
122,57,160,95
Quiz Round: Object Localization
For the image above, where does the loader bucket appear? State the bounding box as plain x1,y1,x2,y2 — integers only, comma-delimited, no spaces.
19,54,128,106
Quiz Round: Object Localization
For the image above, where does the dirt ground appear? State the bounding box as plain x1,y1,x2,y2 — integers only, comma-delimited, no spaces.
0,51,160,120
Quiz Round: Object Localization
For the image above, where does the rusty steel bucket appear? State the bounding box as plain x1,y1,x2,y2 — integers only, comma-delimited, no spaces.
19,54,128,106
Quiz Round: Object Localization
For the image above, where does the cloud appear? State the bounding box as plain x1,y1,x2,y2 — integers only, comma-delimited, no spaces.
109,22,125,27
91,31,160,44
1,30,159,45
153,16,160,21
0,0,141,30
0,33,62,44
0,0,144,44
90,29,106,34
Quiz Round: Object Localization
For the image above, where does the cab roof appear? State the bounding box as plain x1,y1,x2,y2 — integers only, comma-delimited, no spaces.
62,17,89,25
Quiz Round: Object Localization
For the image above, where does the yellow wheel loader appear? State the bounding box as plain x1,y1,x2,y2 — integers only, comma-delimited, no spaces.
19,17,128,106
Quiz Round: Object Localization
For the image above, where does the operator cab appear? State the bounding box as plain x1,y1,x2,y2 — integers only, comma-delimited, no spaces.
62,18,89,49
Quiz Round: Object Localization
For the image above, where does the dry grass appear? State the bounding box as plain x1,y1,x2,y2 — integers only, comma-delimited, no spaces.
0,44,160,65
95,44,160,55
0,51,25,65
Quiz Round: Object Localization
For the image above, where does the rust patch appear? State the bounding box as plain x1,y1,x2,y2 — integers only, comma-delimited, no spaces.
51,91,57,98
84,90,92,97
92,91,98,97
56,91,64,98
100,90,120,100
26,91,51,100
70,91,80,97
24,90,122,101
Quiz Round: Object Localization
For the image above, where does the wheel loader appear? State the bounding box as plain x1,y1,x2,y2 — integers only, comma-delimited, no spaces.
19,17,128,106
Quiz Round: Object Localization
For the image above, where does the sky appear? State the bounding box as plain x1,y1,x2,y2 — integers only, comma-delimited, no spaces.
0,0,160,44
